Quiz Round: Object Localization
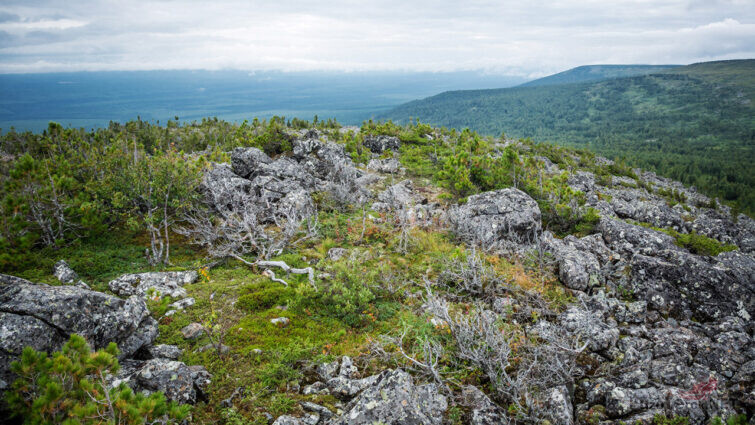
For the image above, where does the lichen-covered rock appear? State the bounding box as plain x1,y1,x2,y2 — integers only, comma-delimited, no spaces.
272,415,305,425
144,344,183,360
181,322,205,340
628,249,754,322
327,247,347,261
363,135,401,153
117,358,210,404
331,369,447,425
542,385,574,425
449,188,541,249
605,387,661,417
53,260,78,284
544,232,601,291
108,270,198,300
598,217,680,256
0,274,157,393
376,180,417,210
53,260,90,289
367,158,403,174
326,374,381,398
461,385,509,425
202,163,254,208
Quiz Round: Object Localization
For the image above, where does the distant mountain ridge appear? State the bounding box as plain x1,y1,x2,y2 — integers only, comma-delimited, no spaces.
380,59,755,214
519,64,679,87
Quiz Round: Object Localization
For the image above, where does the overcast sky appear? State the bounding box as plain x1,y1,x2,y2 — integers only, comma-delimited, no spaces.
0,0,753,76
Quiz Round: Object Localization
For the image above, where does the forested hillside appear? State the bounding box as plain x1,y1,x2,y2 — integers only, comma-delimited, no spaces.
381,60,755,215
519,64,678,87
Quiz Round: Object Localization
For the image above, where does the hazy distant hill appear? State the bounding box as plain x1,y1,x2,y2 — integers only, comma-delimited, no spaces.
519,64,679,87
381,60,755,213
0,70,527,132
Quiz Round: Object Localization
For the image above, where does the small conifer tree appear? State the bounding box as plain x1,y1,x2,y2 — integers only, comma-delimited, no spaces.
5,334,189,425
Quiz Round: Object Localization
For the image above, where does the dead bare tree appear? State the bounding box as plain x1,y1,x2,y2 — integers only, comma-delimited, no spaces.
422,282,590,424
176,175,318,286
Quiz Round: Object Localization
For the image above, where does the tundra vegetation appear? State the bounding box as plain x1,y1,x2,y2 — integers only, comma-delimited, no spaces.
0,117,752,425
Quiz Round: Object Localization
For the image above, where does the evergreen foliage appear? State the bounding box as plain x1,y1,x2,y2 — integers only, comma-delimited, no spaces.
5,334,189,425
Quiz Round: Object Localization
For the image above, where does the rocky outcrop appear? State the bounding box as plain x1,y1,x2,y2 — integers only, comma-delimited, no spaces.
0,274,157,389
449,188,541,249
441,171,754,423
0,274,209,405
367,158,403,174
628,249,754,322
543,232,602,291
231,146,273,179
203,133,370,220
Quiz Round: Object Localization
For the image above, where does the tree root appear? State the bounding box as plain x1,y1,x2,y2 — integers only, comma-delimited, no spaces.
231,255,315,287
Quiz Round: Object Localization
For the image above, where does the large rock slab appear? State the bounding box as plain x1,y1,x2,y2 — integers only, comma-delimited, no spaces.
598,217,680,256
449,188,541,249
628,250,754,322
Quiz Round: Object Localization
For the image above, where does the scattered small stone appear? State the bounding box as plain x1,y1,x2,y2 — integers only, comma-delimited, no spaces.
302,381,330,395
272,415,305,425
198,343,230,355
328,247,347,261
170,297,195,310
270,317,290,327
301,401,334,419
181,323,205,340
251,348,263,355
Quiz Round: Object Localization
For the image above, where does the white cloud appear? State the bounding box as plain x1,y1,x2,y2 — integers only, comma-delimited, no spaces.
0,0,753,74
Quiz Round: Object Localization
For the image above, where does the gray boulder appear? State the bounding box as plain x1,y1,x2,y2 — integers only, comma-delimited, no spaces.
108,270,198,300
257,158,317,190
605,387,662,418
543,232,601,291
53,260,89,289
449,188,541,249
363,135,401,153
331,369,447,425
542,385,574,425
272,416,305,425
231,146,272,179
